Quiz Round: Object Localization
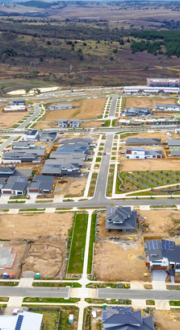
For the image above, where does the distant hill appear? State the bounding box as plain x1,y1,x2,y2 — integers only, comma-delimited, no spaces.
18,1,59,8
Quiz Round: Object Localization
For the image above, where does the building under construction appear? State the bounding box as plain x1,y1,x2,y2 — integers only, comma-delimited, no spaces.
147,78,179,88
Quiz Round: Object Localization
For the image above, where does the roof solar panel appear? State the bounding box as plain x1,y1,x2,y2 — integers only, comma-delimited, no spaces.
149,241,153,251
15,315,24,330
102,312,108,321
152,240,158,250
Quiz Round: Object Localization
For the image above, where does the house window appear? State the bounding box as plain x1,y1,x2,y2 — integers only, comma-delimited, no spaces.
136,156,139,159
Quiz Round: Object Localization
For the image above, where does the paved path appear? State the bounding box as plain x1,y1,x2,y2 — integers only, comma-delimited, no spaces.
109,96,117,116
18,103,40,129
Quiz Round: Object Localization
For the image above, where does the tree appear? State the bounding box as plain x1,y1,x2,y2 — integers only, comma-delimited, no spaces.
47,41,51,45
79,54,83,61
83,42,87,46
120,39,124,45
113,48,118,53
109,56,114,61
39,57,43,62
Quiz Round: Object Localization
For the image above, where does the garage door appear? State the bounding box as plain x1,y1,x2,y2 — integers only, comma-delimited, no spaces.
3,191,12,194
152,266,166,270
29,189,38,193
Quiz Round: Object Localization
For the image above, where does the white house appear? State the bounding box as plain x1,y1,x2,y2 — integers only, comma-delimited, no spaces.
0,311,43,330
155,104,180,111
145,239,180,274
58,119,68,128
24,130,39,141
4,105,27,112
126,147,162,159
50,104,72,110
69,119,80,128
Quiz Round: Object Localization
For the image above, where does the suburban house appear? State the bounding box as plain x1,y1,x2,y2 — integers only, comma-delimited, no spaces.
106,207,137,233
155,104,180,111
167,139,180,149
49,152,87,161
58,119,68,128
45,158,84,168
0,167,32,178
56,145,88,154
39,131,57,142
4,105,27,112
69,119,80,128
126,147,163,159
145,239,180,274
170,151,180,156
50,104,72,110
11,99,26,105
0,311,43,330
12,141,35,149
27,175,54,194
102,306,154,330
123,107,152,117
2,151,41,163
60,138,95,147
126,138,160,146
0,178,6,194
1,176,29,195
24,130,39,141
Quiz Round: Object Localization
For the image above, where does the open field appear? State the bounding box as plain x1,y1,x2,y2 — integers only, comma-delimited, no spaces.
54,176,88,198
125,97,176,110
117,170,180,193
0,109,28,129
153,310,180,330
0,212,74,277
140,210,180,237
120,159,180,172
93,238,150,281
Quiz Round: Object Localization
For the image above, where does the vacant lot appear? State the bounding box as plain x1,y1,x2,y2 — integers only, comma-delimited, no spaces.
153,310,180,330
0,110,27,128
121,131,177,143
81,121,104,128
120,159,180,172
43,98,105,121
140,210,180,237
0,212,74,277
54,176,88,197
125,97,176,110
93,238,150,281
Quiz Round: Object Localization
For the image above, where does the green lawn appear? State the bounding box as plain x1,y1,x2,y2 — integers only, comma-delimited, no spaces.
68,213,88,274
23,297,80,303
33,282,81,288
87,213,97,274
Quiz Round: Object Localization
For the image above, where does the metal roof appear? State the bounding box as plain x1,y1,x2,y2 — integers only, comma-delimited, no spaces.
25,130,38,136
167,139,180,146
145,239,180,263
106,207,137,230
29,175,53,191
126,138,160,145
2,176,28,191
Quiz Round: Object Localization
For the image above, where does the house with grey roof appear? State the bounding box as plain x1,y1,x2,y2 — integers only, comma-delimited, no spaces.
69,119,80,128
11,98,26,105
145,239,180,273
58,119,68,128
0,166,32,178
123,107,152,117
39,131,57,142
12,141,35,149
126,138,160,146
60,138,93,145
126,147,162,159
27,175,54,194
170,150,180,156
50,104,72,110
106,207,137,233
24,130,39,141
49,152,87,161
2,151,41,163
155,104,180,111
0,178,6,194
1,176,29,195
102,306,154,330
167,139,180,148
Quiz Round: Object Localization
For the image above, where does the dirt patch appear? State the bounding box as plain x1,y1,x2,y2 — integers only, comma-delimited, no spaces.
93,238,150,281
81,121,104,128
153,310,180,330
0,110,27,128
39,98,106,124
54,176,88,197
121,131,178,143
139,210,180,236
0,212,74,277
120,159,180,171
125,97,176,110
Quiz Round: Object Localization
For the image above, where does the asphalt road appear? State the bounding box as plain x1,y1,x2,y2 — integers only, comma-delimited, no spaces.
109,95,117,116
18,104,40,130
0,287,70,298
97,288,180,300
94,134,113,202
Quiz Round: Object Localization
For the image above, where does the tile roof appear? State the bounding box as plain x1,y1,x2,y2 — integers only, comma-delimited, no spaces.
106,207,137,230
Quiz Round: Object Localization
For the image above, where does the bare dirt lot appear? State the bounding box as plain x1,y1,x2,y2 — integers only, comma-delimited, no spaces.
125,97,176,110
40,98,106,123
0,110,27,128
54,176,88,197
81,120,104,128
140,210,180,237
0,212,74,277
121,131,178,143
93,238,150,281
120,159,180,171
153,310,180,330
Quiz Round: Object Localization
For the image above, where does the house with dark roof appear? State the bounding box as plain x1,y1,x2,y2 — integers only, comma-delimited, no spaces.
126,138,160,146
106,207,137,233
2,150,43,163
102,306,154,330
0,167,32,178
12,141,35,149
123,107,152,117
155,104,180,111
24,130,39,141
1,176,29,195
126,147,162,159
27,175,54,194
39,131,57,142
145,239,180,273
167,139,180,148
